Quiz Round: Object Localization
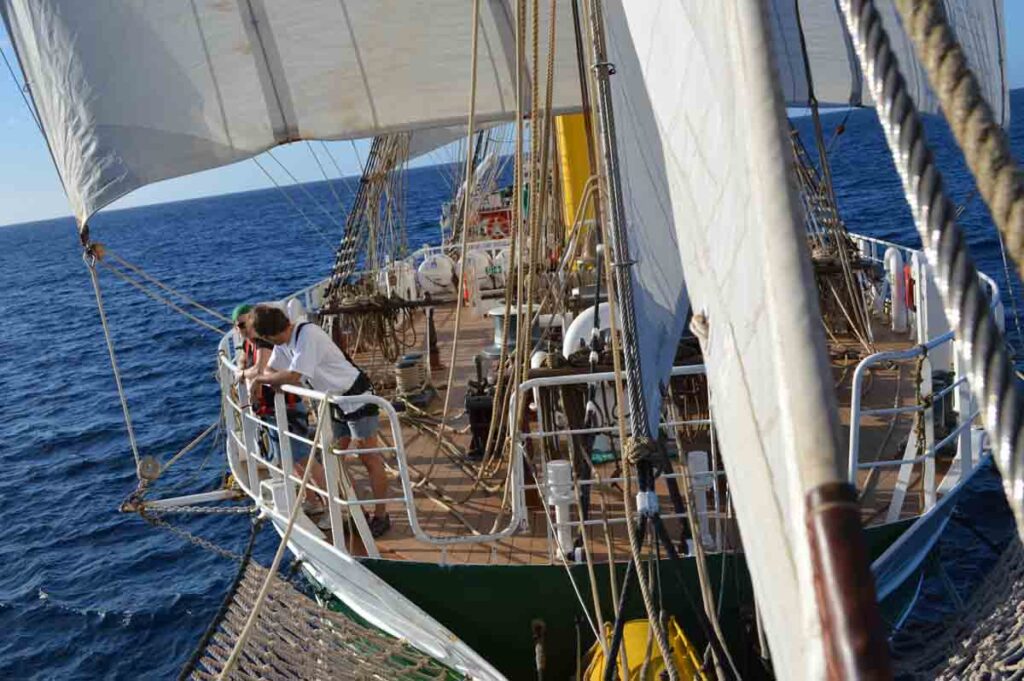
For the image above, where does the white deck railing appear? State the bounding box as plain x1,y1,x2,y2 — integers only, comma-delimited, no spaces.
217,326,727,562
216,232,999,562
847,234,994,519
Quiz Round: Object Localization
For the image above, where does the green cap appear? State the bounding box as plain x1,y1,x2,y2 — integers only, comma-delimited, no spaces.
231,303,253,323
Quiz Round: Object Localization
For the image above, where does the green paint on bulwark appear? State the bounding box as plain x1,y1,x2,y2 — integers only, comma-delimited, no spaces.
308,522,908,679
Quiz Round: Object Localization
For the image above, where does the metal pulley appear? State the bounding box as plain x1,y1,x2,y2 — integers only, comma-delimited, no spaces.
138,455,162,482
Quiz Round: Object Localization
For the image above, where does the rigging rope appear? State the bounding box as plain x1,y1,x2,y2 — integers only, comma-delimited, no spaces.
84,247,144,479
265,149,347,232
894,0,1024,280
97,259,227,335
837,0,1024,542
104,251,232,324
305,141,349,219
251,157,335,248
0,44,43,134
414,0,483,489
318,140,359,203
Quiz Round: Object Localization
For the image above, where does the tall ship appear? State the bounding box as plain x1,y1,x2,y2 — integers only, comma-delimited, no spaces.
4,1,1023,679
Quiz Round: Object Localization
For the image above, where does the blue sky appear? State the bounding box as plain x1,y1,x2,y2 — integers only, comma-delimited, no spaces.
2,5,1024,227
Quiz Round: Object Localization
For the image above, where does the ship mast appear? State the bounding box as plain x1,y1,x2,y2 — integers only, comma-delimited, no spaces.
582,2,707,678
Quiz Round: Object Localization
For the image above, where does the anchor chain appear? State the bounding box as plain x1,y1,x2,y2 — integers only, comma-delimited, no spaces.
140,508,258,562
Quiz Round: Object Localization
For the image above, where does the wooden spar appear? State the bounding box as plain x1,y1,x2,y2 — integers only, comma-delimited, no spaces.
806,482,892,679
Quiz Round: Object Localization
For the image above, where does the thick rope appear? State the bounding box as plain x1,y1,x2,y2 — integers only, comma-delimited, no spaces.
598,214,678,681
583,0,676,676
414,0,483,490
84,249,143,478
837,0,1024,538
894,0,1024,273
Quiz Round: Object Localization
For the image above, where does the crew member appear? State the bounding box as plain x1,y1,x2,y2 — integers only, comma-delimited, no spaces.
250,304,390,538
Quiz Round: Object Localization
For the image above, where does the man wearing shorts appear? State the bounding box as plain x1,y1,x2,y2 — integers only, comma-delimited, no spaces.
250,304,390,538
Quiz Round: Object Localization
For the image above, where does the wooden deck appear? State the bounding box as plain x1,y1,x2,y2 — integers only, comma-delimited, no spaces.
315,297,947,566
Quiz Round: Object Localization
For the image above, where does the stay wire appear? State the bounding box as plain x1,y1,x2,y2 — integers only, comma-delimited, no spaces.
305,141,350,219
265,149,347,232
84,250,143,479
318,141,359,203
0,44,43,134
251,157,335,248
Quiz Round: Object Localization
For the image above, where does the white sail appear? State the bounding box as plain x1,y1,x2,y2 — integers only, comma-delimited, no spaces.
3,1,1007,227
0,0,582,224
767,0,1009,122
605,1,848,678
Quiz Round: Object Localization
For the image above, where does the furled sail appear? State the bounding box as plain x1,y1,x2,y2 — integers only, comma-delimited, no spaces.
0,0,582,225
767,0,1008,123
604,1,847,678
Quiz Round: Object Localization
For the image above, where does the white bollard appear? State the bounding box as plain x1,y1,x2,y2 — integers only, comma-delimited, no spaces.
688,451,714,548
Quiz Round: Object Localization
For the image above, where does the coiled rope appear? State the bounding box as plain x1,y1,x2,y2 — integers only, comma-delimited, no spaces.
836,0,1024,536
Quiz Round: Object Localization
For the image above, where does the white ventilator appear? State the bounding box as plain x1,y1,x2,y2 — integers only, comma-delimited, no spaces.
459,250,492,294
544,460,574,558
561,302,613,359
286,298,307,324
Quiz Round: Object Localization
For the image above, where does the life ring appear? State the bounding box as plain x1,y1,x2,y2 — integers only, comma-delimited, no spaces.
481,210,511,240
903,263,916,311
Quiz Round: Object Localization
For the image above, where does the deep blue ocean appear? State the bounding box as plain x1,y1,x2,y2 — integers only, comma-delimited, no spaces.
1,93,1023,679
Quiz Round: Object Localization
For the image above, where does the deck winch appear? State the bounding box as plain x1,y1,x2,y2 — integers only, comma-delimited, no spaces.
465,355,495,460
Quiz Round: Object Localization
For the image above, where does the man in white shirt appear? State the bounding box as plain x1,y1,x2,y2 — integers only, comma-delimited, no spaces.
250,304,390,538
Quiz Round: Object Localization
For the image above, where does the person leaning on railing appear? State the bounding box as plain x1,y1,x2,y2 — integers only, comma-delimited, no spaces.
233,304,311,466
249,304,391,538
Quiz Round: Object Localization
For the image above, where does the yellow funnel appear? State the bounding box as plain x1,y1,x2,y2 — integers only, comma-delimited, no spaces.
555,113,593,234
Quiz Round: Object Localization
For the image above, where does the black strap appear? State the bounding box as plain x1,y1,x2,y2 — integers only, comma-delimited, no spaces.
294,321,373,396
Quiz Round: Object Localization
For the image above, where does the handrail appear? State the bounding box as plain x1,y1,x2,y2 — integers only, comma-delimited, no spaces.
846,235,994,502
847,333,967,483
850,233,1002,311
218,352,527,547
512,363,718,555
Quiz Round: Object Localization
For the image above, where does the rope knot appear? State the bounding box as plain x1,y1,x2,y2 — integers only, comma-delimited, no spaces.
624,436,659,466
690,312,710,345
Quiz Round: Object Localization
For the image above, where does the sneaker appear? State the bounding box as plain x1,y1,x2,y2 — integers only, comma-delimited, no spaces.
368,514,391,538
